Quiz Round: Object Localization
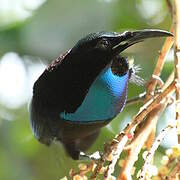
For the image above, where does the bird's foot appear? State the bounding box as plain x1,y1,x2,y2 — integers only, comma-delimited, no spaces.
79,151,101,162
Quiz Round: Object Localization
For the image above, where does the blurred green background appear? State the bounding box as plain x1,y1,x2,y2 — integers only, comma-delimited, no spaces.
0,0,177,179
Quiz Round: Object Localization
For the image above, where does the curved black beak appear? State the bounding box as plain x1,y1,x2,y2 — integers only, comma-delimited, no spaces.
112,29,173,55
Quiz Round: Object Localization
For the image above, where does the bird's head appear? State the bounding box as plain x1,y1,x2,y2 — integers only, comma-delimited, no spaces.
70,29,172,74
73,29,172,54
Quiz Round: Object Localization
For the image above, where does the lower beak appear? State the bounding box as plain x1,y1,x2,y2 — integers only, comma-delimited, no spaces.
112,29,173,55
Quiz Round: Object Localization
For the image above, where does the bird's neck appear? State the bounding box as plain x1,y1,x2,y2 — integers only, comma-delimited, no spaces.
60,66,129,122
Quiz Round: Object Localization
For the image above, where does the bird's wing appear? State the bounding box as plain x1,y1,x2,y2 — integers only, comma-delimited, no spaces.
33,49,96,115
47,49,71,72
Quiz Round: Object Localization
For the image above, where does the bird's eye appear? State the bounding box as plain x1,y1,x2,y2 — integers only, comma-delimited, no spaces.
96,38,110,50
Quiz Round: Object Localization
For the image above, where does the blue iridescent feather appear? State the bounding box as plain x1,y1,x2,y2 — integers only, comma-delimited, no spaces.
60,67,129,122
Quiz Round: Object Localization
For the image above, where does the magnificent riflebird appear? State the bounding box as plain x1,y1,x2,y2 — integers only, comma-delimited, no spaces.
30,29,172,160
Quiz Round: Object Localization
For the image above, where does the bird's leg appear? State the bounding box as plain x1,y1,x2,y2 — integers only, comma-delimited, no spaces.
76,131,101,161
63,142,81,160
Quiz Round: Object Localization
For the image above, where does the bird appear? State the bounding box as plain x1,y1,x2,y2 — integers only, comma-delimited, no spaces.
29,29,172,160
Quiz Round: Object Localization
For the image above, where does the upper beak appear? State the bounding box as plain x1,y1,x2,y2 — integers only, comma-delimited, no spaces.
112,29,173,55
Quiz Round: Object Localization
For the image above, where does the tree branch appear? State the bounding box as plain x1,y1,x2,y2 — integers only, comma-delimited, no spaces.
173,0,180,143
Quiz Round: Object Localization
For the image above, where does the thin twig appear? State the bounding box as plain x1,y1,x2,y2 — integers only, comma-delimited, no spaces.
126,92,146,106
104,136,128,179
127,81,175,133
119,105,164,179
91,133,129,179
166,0,173,17
162,71,174,90
174,0,180,143
169,159,180,178
138,125,175,180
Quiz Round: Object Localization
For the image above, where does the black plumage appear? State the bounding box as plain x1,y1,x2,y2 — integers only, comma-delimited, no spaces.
30,30,172,160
